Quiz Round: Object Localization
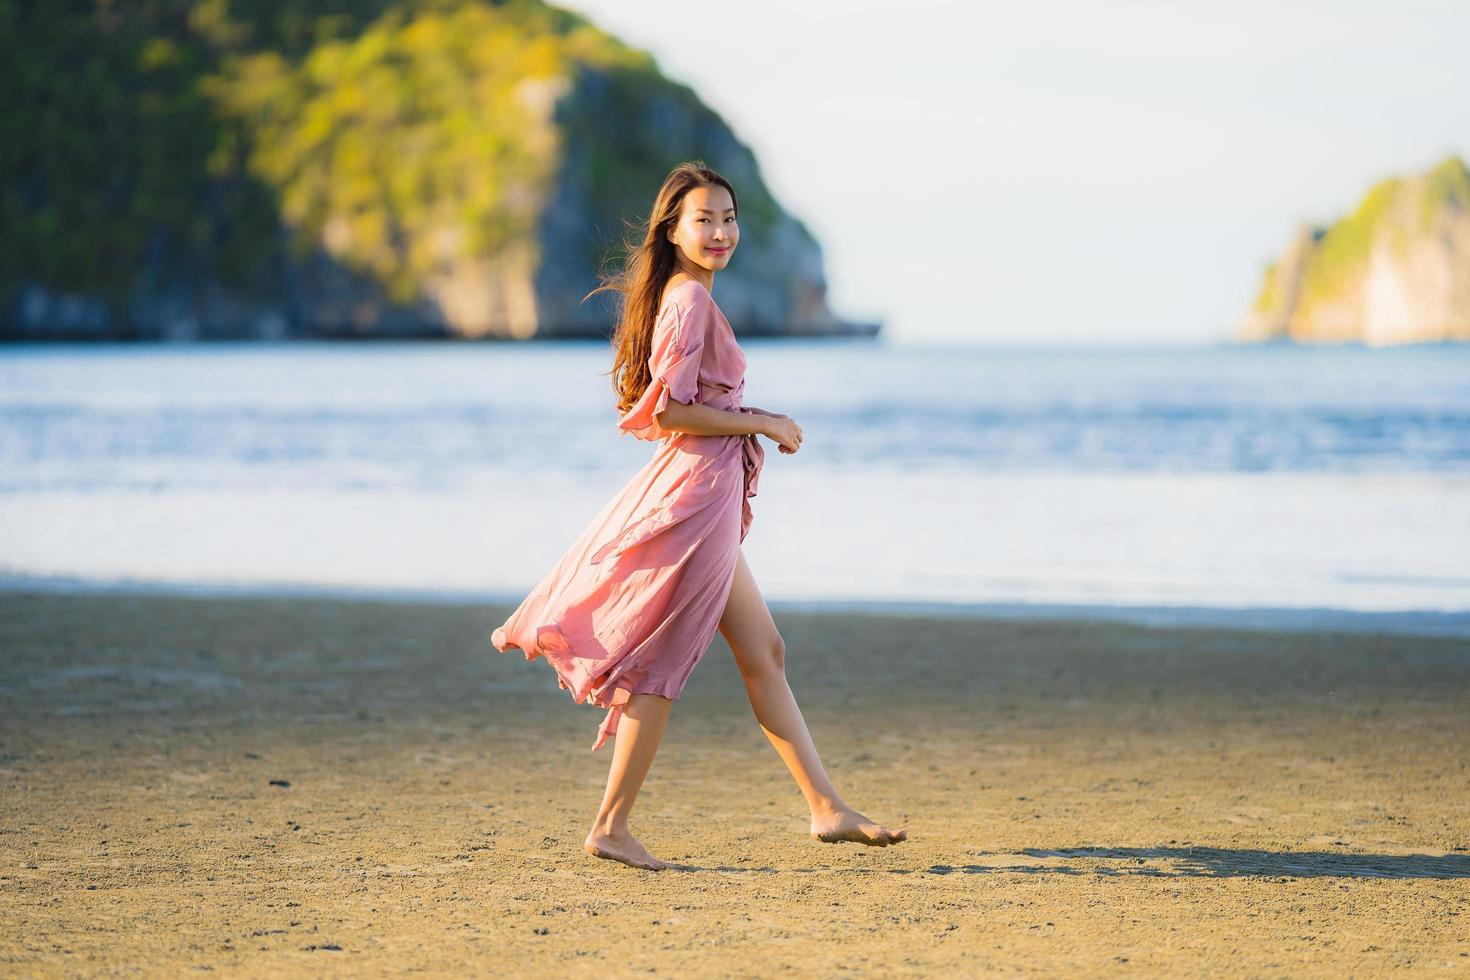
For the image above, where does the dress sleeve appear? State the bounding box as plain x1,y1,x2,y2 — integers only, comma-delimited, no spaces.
617,295,707,441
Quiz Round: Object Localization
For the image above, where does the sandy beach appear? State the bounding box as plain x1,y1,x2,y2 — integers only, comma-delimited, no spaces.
1,590,1467,976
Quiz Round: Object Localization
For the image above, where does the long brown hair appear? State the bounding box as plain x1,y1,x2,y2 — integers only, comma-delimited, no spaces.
590,161,738,416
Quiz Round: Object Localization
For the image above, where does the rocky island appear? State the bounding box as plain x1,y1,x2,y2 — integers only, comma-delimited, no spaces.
1,1,877,342
1240,155,1469,346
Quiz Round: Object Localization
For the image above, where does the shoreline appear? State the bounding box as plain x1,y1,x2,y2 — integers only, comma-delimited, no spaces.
2,570,1467,638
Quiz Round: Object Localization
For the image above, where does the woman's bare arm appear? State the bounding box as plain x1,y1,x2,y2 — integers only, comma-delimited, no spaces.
656,401,769,437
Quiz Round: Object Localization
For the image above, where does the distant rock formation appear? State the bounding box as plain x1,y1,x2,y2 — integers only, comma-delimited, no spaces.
1240,155,1470,345
1,2,877,342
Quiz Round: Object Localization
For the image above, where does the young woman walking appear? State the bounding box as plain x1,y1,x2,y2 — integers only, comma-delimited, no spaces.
491,161,907,870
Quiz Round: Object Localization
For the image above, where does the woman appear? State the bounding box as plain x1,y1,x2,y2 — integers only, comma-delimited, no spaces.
491,161,907,870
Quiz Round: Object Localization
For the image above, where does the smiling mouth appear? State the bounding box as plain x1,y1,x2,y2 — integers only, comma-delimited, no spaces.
708,247,729,253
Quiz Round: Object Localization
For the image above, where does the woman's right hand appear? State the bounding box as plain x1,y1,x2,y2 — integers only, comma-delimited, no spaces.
762,415,803,454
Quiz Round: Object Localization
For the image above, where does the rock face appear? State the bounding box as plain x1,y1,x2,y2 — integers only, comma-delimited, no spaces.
1241,156,1470,345
0,2,877,342
529,64,865,339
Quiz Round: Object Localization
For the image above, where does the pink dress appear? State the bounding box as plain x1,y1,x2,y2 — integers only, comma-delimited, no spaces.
490,279,765,751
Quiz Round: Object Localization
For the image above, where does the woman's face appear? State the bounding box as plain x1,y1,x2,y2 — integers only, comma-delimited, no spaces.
667,183,738,273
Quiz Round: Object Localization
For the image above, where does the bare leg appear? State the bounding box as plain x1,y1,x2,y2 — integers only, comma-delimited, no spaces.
583,692,673,870
717,548,907,846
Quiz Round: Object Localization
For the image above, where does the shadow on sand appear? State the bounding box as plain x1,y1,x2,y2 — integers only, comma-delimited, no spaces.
938,846,1470,880
657,846,1470,879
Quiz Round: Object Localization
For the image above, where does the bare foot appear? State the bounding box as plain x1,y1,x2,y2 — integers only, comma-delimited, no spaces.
810,806,908,846
583,827,668,870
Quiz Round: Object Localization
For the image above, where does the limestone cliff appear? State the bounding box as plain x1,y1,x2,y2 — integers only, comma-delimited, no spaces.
1241,156,1470,345
1,1,876,341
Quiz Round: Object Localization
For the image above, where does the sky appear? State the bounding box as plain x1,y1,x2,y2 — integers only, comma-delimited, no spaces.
557,0,1470,346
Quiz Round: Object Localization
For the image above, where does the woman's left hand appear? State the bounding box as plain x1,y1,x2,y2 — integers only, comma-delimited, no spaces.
744,406,797,451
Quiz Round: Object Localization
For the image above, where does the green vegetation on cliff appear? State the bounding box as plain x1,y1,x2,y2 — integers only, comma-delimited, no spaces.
1295,178,1398,310
1245,155,1470,344
206,2,651,303
0,0,628,307
1420,155,1470,230
1,0,810,336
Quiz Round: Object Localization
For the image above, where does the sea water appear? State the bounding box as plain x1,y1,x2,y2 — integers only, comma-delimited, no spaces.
1,339,1466,632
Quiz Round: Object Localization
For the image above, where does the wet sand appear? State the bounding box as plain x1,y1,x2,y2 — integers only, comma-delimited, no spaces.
1,590,1467,976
